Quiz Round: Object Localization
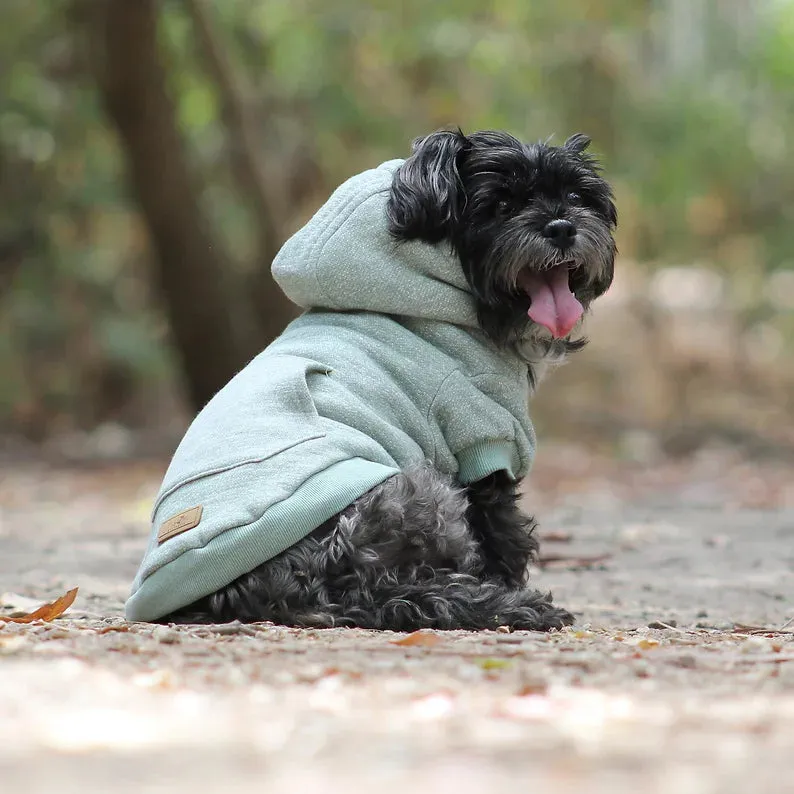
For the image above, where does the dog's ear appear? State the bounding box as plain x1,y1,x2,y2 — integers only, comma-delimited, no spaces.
386,129,468,243
563,133,591,155
604,194,618,228
592,245,616,300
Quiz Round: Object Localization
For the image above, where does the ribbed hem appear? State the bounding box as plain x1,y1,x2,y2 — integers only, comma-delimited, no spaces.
125,457,398,622
456,441,521,483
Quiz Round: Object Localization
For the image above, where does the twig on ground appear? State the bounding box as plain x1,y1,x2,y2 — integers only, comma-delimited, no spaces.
732,623,794,636
538,553,611,569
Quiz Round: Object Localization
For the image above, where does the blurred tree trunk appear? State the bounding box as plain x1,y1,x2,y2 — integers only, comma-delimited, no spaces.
183,0,297,343
0,229,34,303
0,145,39,304
79,0,264,410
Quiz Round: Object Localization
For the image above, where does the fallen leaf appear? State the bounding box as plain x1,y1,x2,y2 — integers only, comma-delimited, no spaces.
390,630,441,648
96,625,131,635
0,588,78,624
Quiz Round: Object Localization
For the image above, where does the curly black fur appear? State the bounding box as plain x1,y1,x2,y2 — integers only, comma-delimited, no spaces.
164,466,572,631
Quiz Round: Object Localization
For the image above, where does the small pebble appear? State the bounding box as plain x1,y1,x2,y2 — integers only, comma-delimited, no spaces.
0,637,27,655
740,635,774,654
194,621,259,637
152,626,181,645
496,635,528,645
0,622,26,635
669,653,697,669
44,627,73,640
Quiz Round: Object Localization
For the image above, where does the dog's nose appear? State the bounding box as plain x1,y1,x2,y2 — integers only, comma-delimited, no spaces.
542,219,577,248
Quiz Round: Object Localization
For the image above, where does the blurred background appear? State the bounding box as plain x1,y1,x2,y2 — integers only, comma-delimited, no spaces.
1,0,793,465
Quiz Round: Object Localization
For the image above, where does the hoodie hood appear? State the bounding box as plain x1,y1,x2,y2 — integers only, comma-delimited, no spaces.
272,159,478,328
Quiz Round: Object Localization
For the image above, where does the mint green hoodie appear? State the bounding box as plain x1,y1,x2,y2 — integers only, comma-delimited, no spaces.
125,159,536,622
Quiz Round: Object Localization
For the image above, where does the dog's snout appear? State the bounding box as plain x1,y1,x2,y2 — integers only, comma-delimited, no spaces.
542,219,577,248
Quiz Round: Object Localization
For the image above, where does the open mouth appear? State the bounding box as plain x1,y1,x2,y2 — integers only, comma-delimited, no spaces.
517,264,583,339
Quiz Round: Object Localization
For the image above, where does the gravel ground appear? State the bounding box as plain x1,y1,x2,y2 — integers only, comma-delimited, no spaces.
1,446,793,793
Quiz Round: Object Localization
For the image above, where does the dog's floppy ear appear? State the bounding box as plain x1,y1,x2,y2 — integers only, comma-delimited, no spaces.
563,133,591,154
591,242,616,300
386,129,468,243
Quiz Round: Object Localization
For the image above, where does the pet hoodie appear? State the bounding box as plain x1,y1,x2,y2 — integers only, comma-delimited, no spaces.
125,159,537,622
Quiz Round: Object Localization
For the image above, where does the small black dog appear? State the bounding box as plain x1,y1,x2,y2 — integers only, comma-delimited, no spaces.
164,129,617,631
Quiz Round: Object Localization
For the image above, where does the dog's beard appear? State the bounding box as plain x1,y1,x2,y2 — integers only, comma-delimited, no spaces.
462,210,615,345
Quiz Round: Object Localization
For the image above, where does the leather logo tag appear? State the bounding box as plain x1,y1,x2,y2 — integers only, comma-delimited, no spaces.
158,505,203,544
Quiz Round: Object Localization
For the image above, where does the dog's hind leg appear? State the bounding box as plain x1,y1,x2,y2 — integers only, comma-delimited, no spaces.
163,464,572,631
312,464,571,630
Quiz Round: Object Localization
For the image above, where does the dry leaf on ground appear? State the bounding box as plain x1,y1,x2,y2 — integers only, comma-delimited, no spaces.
390,630,441,648
0,587,78,624
96,625,131,635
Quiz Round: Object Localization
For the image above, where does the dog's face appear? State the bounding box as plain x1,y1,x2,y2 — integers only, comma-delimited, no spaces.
386,130,617,350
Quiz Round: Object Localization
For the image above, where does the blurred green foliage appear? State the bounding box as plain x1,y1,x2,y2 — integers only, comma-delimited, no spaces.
1,0,792,435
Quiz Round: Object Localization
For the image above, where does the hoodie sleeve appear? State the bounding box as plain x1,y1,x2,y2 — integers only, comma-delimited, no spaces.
428,370,536,484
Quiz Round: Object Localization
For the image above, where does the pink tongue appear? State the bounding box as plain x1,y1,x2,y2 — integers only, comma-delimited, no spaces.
519,266,583,338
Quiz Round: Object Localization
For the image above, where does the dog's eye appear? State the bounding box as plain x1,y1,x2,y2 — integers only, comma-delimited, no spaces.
567,192,581,204
496,199,511,216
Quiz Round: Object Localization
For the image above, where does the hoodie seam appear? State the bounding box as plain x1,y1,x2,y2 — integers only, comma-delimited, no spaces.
426,368,462,467
144,454,391,572
312,188,391,307
428,367,533,478
301,187,376,309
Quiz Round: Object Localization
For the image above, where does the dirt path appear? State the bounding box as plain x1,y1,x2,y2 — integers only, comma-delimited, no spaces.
1,447,793,793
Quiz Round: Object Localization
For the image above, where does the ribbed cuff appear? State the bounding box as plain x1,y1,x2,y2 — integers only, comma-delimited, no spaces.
456,441,521,483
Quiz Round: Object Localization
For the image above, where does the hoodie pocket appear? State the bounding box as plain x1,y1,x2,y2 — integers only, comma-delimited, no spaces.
152,354,332,517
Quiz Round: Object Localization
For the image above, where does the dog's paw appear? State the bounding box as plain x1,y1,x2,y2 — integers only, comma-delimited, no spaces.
494,591,574,632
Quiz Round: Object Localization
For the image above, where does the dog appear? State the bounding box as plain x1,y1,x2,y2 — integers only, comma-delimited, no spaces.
129,129,617,631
